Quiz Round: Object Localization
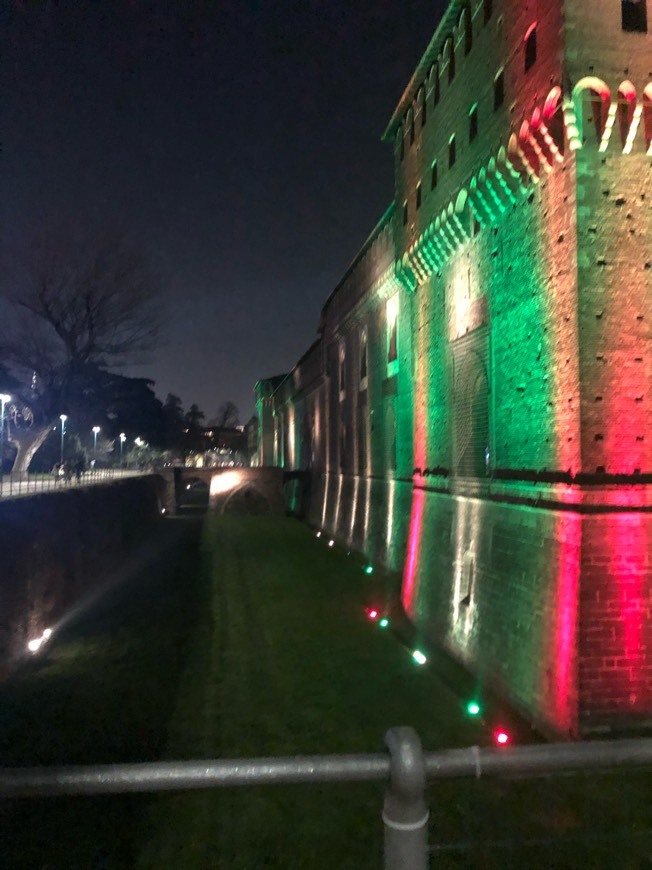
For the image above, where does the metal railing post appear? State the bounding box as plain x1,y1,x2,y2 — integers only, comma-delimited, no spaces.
383,727,429,870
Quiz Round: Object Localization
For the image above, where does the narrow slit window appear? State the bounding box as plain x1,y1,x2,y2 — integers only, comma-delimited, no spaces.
524,24,537,72
464,11,473,55
449,135,457,168
431,160,438,190
434,71,441,106
494,70,505,110
447,39,456,84
416,183,422,210
483,0,493,25
402,200,408,226
469,105,478,142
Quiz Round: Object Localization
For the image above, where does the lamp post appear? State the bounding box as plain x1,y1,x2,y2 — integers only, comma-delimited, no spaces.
0,394,11,495
92,426,100,460
119,432,126,468
59,415,67,466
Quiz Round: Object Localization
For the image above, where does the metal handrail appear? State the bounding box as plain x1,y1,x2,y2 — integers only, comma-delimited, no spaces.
0,468,145,498
1,731,651,869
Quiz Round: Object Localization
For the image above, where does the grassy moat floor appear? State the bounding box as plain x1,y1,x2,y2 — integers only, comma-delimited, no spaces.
0,514,650,868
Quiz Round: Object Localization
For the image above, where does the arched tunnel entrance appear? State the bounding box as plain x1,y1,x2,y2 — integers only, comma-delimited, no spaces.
164,467,289,516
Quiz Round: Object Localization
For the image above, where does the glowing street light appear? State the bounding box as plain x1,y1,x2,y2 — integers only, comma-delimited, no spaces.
0,393,11,494
119,432,126,467
59,414,67,465
92,425,100,458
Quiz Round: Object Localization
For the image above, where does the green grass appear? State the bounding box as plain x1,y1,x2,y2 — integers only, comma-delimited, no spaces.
0,515,650,869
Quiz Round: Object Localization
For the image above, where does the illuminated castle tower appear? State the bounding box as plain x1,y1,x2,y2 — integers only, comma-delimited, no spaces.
382,0,651,736
257,0,651,736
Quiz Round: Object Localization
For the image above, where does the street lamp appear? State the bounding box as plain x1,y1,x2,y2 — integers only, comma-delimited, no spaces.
59,415,67,465
119,432,126,468
0,393,11,494
92,426,100,459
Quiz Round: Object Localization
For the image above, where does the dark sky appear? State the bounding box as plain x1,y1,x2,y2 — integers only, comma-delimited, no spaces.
1,0,446,422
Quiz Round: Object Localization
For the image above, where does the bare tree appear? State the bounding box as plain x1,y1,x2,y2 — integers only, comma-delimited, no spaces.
0,228,164,471
212,400,239,429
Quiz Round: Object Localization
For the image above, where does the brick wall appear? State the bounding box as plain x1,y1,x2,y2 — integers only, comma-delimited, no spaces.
256,0,652,736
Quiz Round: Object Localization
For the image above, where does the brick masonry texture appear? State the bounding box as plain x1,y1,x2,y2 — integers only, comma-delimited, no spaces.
256,0,652,737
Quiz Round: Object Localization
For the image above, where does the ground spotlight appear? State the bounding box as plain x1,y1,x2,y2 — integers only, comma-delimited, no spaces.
494,729,510,746
466,701,481,717
328,540,334,547
412,650,427,665
379,617,389,629
364,565,374,575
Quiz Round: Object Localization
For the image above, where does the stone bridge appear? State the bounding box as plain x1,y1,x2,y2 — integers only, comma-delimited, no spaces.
159,467,309,516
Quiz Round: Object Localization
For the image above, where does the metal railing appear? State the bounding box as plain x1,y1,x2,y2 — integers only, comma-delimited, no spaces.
1,728,651,868
0,468,144,499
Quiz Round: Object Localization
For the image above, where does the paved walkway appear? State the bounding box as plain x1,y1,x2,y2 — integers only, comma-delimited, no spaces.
0,468,144,499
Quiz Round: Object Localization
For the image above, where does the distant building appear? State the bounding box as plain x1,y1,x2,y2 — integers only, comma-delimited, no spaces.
256,0,652,737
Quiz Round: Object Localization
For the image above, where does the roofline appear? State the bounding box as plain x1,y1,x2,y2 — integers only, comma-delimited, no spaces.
320,202,395,319
382,0,463,142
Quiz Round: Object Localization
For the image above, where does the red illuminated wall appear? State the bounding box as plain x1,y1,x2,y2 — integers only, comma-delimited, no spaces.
257,0,652,737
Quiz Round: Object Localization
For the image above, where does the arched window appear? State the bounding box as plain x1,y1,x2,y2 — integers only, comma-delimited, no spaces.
432,63,441,106
418,87,427,127
483,0,493,25
461,7,472,55
524,23,537,72
446,36,455,84
617,81,637,150
359,329,368,388
387,294,399,373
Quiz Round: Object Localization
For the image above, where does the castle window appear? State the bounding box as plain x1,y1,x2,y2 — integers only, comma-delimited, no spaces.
469,105,478,142
387,294,399,372
622,0,647,31
419,87,427,127
463,8,473,55
449,134,457,168
524,24,537,72
402,200,408,225
447,37,456,84
494,70,505,110
416,182,422,210
431,160,438,190
359,330,368,389
483,0,493,25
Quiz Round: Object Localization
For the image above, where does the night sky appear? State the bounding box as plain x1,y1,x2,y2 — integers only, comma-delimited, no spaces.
2,0,447,422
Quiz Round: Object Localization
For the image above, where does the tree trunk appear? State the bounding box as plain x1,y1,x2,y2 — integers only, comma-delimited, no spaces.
8,425,52,474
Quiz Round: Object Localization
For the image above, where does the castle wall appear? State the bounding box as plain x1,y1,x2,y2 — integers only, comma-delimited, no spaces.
257,0,652,737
